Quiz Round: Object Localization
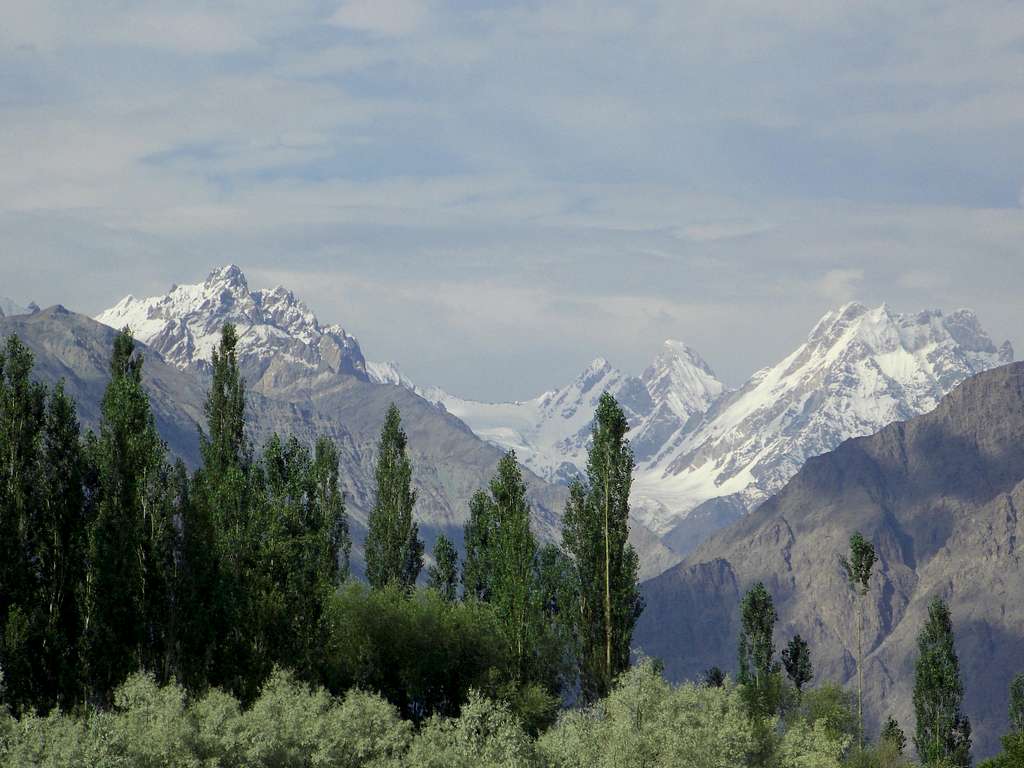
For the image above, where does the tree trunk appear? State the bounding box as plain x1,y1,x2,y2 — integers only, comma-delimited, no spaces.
604,448,613,690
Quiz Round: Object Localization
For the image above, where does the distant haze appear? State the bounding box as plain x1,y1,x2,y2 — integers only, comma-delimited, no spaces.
1,2,1022,400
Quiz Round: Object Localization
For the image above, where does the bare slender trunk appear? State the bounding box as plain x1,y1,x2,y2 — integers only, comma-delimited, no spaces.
858,595,864,749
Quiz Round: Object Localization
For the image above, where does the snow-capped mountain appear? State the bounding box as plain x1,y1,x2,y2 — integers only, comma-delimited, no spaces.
370,341,728,486
631,302,1015,534
96,265,368,395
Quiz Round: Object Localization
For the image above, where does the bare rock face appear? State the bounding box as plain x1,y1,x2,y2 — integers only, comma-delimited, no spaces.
635,361,1024,759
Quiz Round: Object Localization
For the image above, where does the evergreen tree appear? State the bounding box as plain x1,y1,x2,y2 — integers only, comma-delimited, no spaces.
365,404,422,590
38,383,88,708
193,324,258,699
913,597,971,767
462,490,497,602
782,634,813,697
489,452,538,680
0,336,47,711
84,329,169,705
427,535,458,601
881,716,907,755
562,393,643,702
841,530,877,748
311,437,350,586
737,581,781,719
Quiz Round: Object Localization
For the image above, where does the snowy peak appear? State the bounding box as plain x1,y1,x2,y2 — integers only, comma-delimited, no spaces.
0,297,28,318
96,265,368,389
631,302,1014,534
642,339,724,420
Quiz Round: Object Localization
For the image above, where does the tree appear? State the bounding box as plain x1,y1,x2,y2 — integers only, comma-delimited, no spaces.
913,597,971,767
704,667,727,688
782,634,813,698
841,530,877,748
738,581,782,720
1010,673,1024,735
562,393,643,702
37,382,88,708
0,335,47,711
311,437,350,586
192,323,261,699
84,329,170,706
462,490,497,602
488,451,538,680
881,716,907,755
427,535,458,601
365,404,423,590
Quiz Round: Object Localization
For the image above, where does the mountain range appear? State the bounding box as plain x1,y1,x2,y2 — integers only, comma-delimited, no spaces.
372,300,1013,556
635,359,1024,758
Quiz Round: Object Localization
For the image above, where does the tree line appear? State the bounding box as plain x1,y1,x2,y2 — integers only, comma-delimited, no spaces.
0,324,643,728
2,322,1023,766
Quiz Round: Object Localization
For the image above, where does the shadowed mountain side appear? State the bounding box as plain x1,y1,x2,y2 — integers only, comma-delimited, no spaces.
635,361,1024,759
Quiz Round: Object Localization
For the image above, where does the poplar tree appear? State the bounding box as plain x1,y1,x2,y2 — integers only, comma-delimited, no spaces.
365,404,422,590
427,535,458,601
782,633,813,698
312,436,350,586
841,531,877,748
562,393,642,702
193,323,255,698
0,336,47,710
881,716,907,755
738,582,781,719
84,329,169,705
913,597,971,767
462,490,497,602
38,383,88,707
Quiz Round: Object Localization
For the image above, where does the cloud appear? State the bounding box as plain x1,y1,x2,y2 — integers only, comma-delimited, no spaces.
329,0,428,37
1,0,1023,399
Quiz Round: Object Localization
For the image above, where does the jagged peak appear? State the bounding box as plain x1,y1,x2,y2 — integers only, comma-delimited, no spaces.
206,263,247,287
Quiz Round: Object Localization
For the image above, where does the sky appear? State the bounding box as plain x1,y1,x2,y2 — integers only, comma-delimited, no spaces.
1,0,1022,400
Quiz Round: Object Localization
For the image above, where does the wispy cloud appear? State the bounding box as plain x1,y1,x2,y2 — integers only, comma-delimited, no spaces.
0,0,1022,398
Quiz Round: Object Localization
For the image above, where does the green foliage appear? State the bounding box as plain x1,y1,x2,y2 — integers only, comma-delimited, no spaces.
406,690,536,768
881,715,907,755
462,489,496,601
797,683,858,741
322,582,510,721
537,660,849,768
561,392,643,702
365,403,423,590
980,673,1024,768
783,634,814,695
85,328,173,705
427,534,459,601
913,597,971,767
704,666,727,688
738,581,783,720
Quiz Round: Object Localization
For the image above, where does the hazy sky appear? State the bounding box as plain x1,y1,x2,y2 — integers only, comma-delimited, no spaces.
2,1,1022,399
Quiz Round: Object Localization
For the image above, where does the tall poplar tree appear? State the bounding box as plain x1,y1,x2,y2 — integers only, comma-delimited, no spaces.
913,597,971,767
841,530,877,748
365,404,422,590
737,581,782,719
462,490,497,602
38,383,88,707
194,323,259,699
0,336,47,710
84,329,169,705
562,392,642,701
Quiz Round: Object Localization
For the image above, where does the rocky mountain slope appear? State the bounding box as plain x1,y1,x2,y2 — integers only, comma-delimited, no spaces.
635,360,1024,758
